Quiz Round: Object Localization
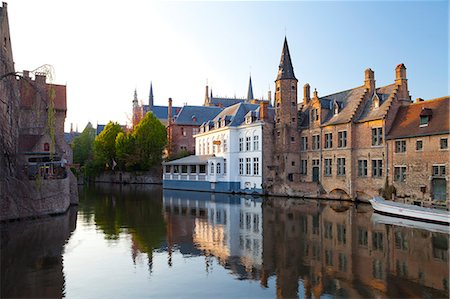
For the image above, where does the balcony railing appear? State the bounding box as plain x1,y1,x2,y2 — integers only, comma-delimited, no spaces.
163,173,207,181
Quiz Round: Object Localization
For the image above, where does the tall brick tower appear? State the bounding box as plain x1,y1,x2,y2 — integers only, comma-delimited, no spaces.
274,37,300,182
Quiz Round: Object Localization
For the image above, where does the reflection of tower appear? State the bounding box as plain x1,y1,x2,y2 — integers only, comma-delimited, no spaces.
165,212,173,267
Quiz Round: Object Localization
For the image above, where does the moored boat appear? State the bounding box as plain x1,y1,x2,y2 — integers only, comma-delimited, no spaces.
369,197,450,225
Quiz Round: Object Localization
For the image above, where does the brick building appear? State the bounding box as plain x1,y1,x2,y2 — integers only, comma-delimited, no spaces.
386,96,449,204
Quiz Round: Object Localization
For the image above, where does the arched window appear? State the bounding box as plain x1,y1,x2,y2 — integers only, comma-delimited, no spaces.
44,143,50,151
210,163,215,174
217,163,221,174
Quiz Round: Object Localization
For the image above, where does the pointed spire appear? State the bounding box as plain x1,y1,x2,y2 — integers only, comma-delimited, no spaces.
210,89,213,99
247,75,254,101
133,89,138,102
149,82,154,110
276,37,296,81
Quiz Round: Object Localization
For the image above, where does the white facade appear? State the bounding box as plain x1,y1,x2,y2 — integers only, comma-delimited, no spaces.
194,119,263,191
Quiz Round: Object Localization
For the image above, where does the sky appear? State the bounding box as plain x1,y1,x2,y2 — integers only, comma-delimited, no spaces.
7,0,449,132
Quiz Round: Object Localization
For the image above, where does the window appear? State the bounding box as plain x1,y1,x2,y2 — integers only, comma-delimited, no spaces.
239,138,243,152
394,166,407,182
432,165,446,176
372,127,383,146
253,135,259,151
239,158,243,175
325,250,333,266
246,158,251,175
338,131,347,148
216,163,221,174
358,227,368,246
373,232,383,250
199,165,206,173
291,160,295,166
325,133,332,149
246,136,251,151
253,157,259,175
312,135,320,150
189,165,196,174
395,140,406,153
210,163,215,174
301,137,308,151
372,159,383,177
291,136,295,143
358,159,368,177
324,159,332,176
223,159,227,174
337,158,346,176
416,140,423,151
420,115,429,126
300,160,307,175
192,128,199,135
324,221,333,239
181,127,187,136
44,143,50,152
206,142,209,154
223,139,227,152
311,108,319,122
372,260,383,280
441,138,448,150
337,224,346,244
339,253,347,272
181,165,188,173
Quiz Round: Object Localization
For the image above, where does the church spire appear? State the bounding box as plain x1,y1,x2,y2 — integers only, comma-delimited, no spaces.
149,82,154,110
276,37,296,81
247,75,254,101
133,89,138,107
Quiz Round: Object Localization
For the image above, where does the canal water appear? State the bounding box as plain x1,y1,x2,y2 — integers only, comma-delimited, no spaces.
1,184,449,298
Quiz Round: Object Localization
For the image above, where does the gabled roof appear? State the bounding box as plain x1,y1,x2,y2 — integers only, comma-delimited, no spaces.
386,96,449,139
209,97,246,108
173,105,223,126
355,84,397,123
211,102,260,127
276,37,296,81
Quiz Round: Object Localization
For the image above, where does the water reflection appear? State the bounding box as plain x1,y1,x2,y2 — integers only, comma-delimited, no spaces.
1,207,77,298
1,186,448,298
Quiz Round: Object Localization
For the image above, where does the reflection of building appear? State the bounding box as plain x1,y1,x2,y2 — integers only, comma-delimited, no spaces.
262,198,449,298
162,190,263,280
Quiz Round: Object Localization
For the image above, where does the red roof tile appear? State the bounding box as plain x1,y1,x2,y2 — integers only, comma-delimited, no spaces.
387,96,449,139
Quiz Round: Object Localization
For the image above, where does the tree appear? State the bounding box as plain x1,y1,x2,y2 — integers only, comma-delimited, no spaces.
115,132,138,171
72,122,96,165
131,112,167,170
93,121,123,169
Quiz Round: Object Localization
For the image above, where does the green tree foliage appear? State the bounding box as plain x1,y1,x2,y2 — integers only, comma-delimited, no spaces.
131,112,167,170
93,121,123,169
72,122,96,165
115,132,138,171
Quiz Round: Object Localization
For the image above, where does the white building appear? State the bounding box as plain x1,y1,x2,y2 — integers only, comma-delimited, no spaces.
163,102,272,194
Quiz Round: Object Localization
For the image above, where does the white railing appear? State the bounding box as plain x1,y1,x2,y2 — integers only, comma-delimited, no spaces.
163,173,207,181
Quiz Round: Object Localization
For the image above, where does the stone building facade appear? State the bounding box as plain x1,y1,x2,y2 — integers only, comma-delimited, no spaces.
386,96,449,205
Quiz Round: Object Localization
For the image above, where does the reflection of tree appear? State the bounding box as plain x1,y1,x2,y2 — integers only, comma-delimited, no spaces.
78,185,166,256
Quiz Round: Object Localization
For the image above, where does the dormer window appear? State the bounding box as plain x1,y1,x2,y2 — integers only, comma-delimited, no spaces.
373,94,380,109
221,119,226,127
246,116,252,124
311,108,319,122
333,101,339,115
215,120,220,129
420,108,432,127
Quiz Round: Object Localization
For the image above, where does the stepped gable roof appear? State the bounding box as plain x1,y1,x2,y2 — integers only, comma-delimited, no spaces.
386,96,449,140
355,84,397,123
210,96,246,108
163,155,214,165
276,37,296,81
173,105,223,125
212,102,259,127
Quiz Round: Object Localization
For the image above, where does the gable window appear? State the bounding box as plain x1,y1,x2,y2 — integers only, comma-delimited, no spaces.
311,108,319,122
440,138,448,150
301,136,308,151
358,159,368,177
372,127,383,146
394,166,407,182
325,133,333,149
324,158,332,176
338,131,347,148
420,116,429,127
312,135,320,150
372,159,383,177
395,140,406,153
416,140,423,151
337,158,346,176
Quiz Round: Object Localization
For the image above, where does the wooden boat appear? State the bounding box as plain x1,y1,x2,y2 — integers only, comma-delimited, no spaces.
371,213,449,234
369,197,450,225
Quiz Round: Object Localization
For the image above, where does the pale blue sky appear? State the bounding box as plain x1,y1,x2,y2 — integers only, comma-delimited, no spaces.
8,1,448,131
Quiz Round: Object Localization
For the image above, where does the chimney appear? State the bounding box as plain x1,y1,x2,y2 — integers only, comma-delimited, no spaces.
260,101,269,121
35,73,46,85
395,63,410,102
303,83,311,105
22,70,29,79
364,68,375,91
415,98,424,103
168,98,173,126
